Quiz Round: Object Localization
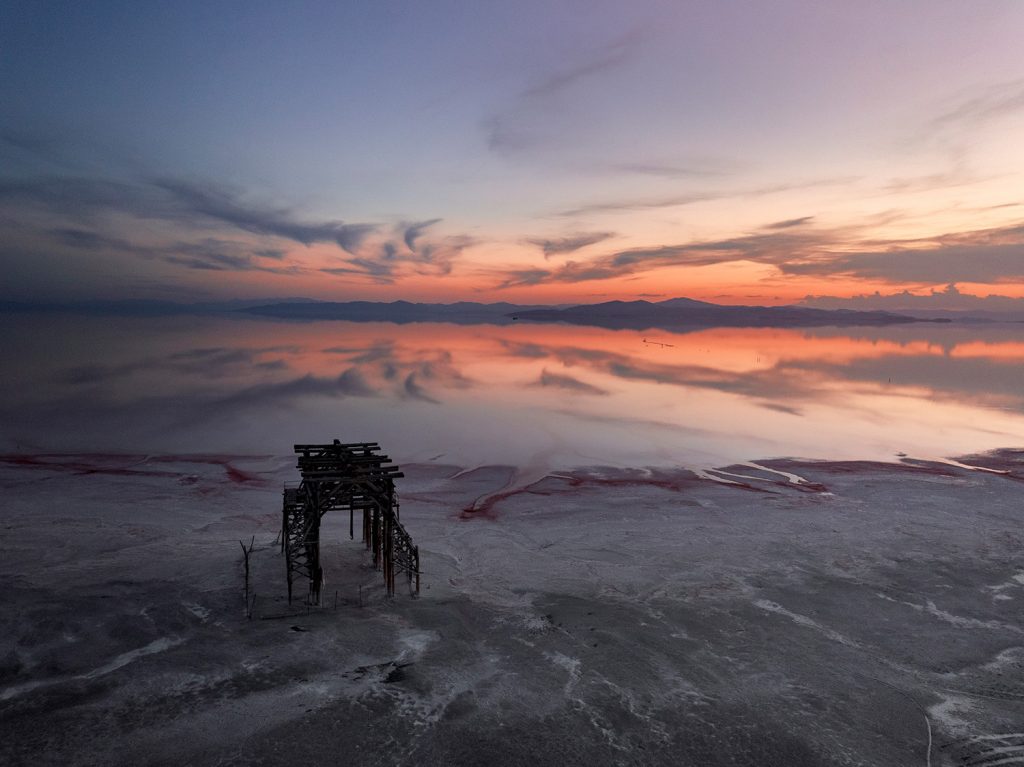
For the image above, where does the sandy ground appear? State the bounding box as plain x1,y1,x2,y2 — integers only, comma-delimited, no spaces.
1,450,1024,766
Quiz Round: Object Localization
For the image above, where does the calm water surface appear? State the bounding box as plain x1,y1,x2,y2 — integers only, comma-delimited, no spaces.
3,314,1023,470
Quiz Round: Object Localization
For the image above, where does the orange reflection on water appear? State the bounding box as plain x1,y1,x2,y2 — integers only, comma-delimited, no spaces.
4,314,1024,467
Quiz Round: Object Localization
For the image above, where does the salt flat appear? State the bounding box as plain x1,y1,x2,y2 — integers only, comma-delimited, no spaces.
2,450,1023,766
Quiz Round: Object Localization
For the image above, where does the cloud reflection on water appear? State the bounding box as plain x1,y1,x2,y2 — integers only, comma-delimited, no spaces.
1,315,1022,468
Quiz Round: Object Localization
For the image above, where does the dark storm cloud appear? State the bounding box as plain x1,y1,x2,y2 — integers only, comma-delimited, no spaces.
526,232,615,258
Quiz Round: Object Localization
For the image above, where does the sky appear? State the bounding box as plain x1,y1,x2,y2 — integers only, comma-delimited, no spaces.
2,0,1024,307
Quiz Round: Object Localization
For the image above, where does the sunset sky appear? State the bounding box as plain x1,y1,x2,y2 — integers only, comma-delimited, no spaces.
3,0,1024,306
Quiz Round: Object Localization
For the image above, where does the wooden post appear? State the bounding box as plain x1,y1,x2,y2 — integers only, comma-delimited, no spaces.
280,496,286,554
240,536,254,618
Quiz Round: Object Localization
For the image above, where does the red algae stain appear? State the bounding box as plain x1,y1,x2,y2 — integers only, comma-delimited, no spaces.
223,464,264,485
774,479,829,494
148,454,270,485
460,491,513,520
768,458,959,479
458,468,766,520
0,454,179,478
955,450,1024,480
0,453,269,485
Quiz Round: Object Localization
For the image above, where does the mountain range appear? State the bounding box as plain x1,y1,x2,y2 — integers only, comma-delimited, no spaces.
243,296,942,329
2,296,979,328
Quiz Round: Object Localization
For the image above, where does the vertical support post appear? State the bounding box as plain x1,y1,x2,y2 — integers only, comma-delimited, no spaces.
280,491,287,554
384,511,393,596
286,550,293,605
372,504,382,568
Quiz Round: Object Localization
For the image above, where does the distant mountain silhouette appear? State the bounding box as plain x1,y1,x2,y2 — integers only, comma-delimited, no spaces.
3,296,952,328
0,297,321,316
511,299,944,330
653,297,719,309
242,300,555,324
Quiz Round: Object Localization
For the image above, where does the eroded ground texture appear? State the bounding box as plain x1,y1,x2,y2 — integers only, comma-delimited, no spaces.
2,450,1024,766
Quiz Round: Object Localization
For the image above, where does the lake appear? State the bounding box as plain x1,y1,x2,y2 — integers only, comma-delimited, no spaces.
2,313,1022,470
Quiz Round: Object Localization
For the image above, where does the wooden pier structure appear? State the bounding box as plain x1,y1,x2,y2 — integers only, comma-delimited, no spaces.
281,440,420,604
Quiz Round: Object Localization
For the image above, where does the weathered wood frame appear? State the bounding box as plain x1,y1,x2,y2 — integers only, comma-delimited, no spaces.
282,440,419,604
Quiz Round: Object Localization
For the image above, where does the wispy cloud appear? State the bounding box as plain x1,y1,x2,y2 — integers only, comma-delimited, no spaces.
502,341,819,405
558,176,856,218
928,78,1024,135
63,346,296,385
764,216,814,230
161,241,304,274
320,232,473,284
526,231,615,258
401,218,442,251
608,161,734,179
0,175,379,253
496,218,1024,288
402,372,439,403
0,176,157,217
484,33,642,154
0,172,473,285
782,242,1024,283
497,227,826,288
46,226,303,275
531,369,608,395
153,179,377,253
